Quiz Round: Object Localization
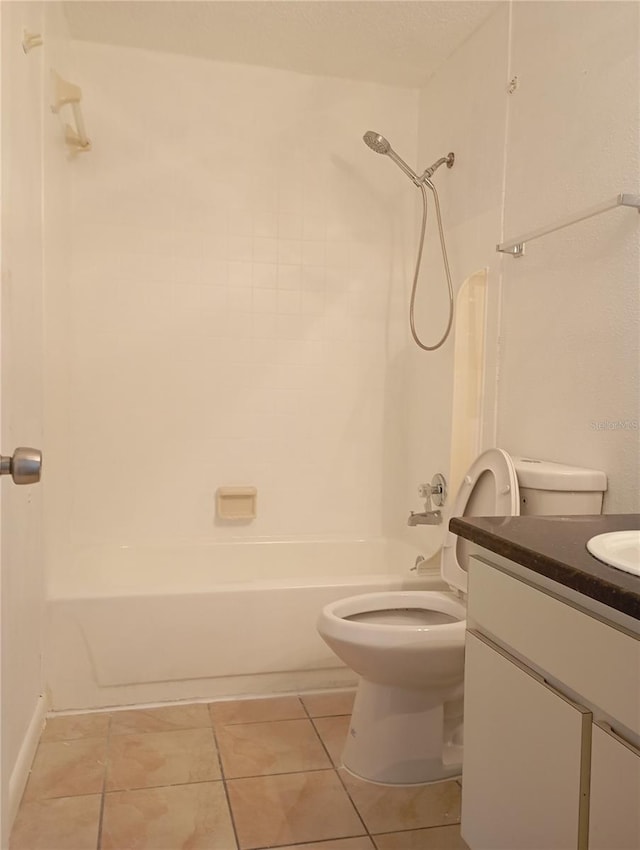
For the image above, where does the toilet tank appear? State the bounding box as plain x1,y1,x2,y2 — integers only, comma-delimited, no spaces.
512,457,607,515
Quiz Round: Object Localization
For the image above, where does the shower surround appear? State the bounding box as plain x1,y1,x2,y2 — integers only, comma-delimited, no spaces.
43,39,428,708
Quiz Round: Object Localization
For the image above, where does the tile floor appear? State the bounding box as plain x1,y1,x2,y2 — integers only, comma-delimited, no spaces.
10,691,468,850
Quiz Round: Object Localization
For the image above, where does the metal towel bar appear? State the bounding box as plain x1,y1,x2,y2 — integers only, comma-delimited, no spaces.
497,193,640,257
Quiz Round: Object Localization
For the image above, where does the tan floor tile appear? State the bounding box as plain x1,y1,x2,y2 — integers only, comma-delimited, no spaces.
314,715,350,767
41,712,110,743
340,771,461,834
110,703,211,735
227,770,364,849
101,782,236,850
373,825,469,849
209,695,305,726
284,839,375,850
106,728,220,791
24,739,106,801
301,691,356,718
10,794,101,850
217,718,331,778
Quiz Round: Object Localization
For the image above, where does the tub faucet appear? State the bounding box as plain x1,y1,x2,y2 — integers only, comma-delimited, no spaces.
408,509,442,526
407,473,447,527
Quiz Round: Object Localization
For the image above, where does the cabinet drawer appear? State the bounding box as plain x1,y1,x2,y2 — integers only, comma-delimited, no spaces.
468,557,640,736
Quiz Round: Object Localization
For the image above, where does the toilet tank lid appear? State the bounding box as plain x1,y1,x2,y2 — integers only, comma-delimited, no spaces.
512,456,607,491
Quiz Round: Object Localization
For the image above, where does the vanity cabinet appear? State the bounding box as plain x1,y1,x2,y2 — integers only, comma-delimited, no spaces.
462,555,640,850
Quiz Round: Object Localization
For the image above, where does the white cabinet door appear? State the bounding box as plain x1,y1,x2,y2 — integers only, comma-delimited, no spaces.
462,631,591,850
589,723,640,850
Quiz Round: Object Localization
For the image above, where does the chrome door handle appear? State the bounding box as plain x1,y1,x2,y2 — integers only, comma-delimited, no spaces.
0,447,42,484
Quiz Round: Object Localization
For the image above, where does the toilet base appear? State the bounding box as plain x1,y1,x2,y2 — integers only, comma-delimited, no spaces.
342,680,463,785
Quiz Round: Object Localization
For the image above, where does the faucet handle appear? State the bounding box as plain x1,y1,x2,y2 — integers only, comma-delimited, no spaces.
418,473,447,507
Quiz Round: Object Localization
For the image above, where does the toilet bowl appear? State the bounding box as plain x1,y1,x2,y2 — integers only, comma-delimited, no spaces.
317,449,607,786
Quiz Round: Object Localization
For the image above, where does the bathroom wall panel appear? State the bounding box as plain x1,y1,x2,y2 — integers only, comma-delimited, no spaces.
44,40,418,587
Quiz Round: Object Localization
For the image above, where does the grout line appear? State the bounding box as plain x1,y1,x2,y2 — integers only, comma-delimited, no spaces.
224,765,339,783
98,764,360,795
212,717,307,727
372,822,463,837
251,833,371,850
210,693,307,727
210,715,311,729
334,765,374,842
307,715,340,768
109,724,214,738
95,713,112,850
211,722,242,850
102,778,227,796
301,698,375,842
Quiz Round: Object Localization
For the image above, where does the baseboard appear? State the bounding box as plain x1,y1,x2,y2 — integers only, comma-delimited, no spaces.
6,693,47,834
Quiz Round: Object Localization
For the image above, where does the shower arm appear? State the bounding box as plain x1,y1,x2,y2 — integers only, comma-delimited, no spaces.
420,153,455,182
386,151,454,187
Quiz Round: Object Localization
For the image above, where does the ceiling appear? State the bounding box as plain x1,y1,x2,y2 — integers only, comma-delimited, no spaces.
63,1,500,88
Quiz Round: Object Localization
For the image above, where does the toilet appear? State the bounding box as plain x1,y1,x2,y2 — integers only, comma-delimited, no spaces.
317,449,607,786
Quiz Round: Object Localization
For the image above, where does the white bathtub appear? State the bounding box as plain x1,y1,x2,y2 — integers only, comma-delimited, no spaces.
46,539,445,711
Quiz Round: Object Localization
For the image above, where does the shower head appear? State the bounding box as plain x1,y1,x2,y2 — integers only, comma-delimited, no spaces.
362,129,420,185
363,131,391,155
363,129,455,186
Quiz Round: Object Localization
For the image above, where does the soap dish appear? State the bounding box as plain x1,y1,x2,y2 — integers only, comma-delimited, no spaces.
216,487,257,521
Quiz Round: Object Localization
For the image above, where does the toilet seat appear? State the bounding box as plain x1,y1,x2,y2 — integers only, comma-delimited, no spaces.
441,448,520,594
321,591,467,650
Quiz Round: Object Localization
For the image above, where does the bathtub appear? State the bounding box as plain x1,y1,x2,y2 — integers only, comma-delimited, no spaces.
46,539,446,711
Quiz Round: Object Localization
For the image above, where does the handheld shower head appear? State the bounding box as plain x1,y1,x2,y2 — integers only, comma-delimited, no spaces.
363,131,391,155
361,128,456,353
362,129,420,185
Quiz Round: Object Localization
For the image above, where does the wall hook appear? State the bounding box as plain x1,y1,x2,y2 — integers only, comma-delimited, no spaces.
22,30,43,53
51,70,91,153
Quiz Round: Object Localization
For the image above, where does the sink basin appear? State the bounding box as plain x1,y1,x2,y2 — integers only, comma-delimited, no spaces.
587,530,640,576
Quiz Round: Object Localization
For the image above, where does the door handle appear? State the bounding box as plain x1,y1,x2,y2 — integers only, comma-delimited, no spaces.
0,447,42,485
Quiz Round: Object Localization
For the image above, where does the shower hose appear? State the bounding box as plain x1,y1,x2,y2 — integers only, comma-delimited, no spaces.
409,179,455,351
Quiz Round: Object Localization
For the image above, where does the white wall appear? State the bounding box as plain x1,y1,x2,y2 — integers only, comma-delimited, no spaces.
415,1,639,516
498,1,639,512
44,41,418,592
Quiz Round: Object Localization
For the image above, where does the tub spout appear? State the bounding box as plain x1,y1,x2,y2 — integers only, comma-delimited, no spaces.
407,509,442,526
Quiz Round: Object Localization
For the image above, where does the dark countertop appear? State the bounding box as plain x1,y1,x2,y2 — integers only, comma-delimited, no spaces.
450,514,640,621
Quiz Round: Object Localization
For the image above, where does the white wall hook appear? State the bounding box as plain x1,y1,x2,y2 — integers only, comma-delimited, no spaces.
22,30,43,53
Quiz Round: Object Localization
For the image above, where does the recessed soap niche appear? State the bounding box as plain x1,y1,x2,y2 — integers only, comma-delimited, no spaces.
216,487,257,521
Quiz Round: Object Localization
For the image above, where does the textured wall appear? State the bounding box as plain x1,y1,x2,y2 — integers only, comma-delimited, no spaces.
43,40,418,588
